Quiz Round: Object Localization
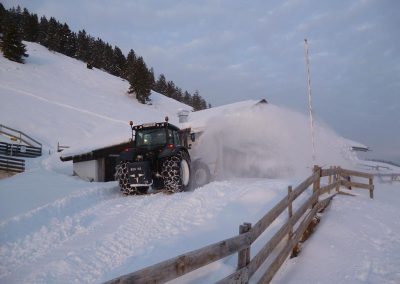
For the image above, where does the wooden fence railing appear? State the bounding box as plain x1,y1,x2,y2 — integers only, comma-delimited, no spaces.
105,166,374,284
0,142,42,158
57,142,70,152
0,155,25,173
0,123,42,150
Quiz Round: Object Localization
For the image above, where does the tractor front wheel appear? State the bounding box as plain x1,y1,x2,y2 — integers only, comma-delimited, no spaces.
162,152,191,193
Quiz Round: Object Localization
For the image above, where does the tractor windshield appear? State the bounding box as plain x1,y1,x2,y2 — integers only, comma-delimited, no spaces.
135,128,167,147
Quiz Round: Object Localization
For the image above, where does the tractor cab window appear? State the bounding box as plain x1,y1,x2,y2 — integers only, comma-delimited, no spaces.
167,129,181,145
174,131,181,145
136,128,166,147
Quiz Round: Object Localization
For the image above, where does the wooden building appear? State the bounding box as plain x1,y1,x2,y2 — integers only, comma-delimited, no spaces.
60,141,132,182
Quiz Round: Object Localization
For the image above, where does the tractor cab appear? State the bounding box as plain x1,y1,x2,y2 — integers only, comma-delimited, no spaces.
132,121,182,149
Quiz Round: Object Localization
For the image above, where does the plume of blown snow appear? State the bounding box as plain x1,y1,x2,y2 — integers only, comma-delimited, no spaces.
192,104,358,179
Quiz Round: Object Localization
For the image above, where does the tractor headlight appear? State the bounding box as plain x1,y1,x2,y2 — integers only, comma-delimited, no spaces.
136,155,143,161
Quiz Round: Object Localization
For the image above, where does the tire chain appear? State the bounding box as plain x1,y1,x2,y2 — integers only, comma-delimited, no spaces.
161,155,182,193
161,151,190,193
115,161,141,195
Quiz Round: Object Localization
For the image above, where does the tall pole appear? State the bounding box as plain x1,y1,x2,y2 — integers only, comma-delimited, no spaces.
304,39,316,162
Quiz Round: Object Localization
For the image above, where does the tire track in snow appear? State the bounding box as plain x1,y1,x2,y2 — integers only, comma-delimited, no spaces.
0,180,259,283
0,184,121,278
0,84,127,124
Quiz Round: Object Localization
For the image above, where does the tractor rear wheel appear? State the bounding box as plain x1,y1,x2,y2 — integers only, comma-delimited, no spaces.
115,161,147,195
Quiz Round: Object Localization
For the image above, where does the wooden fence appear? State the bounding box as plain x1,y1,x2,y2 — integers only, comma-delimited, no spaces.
105,166,374,284
0,142,42,158
0,124,42,150
0,155,25,173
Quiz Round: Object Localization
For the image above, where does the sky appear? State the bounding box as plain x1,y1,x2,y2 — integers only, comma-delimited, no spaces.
3,0,400,163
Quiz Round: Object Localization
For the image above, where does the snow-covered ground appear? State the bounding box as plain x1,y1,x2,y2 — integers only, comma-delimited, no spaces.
1,42,399,283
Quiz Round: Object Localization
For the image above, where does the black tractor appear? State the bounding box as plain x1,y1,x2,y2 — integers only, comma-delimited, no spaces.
115,118,192,194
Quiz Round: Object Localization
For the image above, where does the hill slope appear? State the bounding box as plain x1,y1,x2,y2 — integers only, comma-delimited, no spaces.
0,42,190,150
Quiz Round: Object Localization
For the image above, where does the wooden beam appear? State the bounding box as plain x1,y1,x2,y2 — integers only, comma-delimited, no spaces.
319,182,340,196
104,232,252,284
341,168,373,179
341,179,373,190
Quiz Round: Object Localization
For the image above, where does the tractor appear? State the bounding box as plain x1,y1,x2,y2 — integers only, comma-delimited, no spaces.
115,117,209,194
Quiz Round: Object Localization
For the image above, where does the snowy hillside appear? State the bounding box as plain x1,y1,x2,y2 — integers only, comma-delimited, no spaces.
1,43,400,283
0,42,190,150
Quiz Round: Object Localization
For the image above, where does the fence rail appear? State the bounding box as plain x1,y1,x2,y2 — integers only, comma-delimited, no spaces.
57,142,70,152
376,173,400,183
105,166,374,284
0,155,25,173
0,142,42,158
0,123,42,149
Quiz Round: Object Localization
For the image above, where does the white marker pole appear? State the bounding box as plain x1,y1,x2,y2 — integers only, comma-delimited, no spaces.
304,39,316,162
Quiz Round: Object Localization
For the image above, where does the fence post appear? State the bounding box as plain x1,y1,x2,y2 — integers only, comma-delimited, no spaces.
313,165,321,207
237,222,252,270
335,167,340,192
287,186,295,256
369,177,374,199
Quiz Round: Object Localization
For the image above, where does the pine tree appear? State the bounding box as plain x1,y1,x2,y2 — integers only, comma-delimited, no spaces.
124,49,136,79
76,29,90,61
127,56,152,103
21,8,39,42
37,16,48,46
110,46,126,77
1,14,28,63
0,4,6,35
165,81,176,98
183,91,192,106
191,90,202,111
154,73,167,94
46,17,61,51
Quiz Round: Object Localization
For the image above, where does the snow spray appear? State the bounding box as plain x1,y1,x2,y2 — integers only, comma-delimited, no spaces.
193,104,357,180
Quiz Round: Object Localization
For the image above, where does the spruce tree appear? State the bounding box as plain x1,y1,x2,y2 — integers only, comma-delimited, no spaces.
154,74,167,94
0,4,5,34
76,29,90,61
183,91,192,106
37,16,48,46
125,49,136,79
127,56,152,103
1,14,28,63
111,46,126,77
46,17,61,51
21,8,39,42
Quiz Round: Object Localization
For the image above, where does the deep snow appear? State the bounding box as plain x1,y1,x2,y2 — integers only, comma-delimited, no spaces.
1,42,399,283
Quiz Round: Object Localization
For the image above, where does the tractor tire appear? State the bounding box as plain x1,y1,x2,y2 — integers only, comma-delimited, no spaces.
161,151,191,193
192,161,211,189
115,161,148,195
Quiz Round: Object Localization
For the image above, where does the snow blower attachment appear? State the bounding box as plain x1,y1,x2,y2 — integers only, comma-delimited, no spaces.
115,118,193,195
